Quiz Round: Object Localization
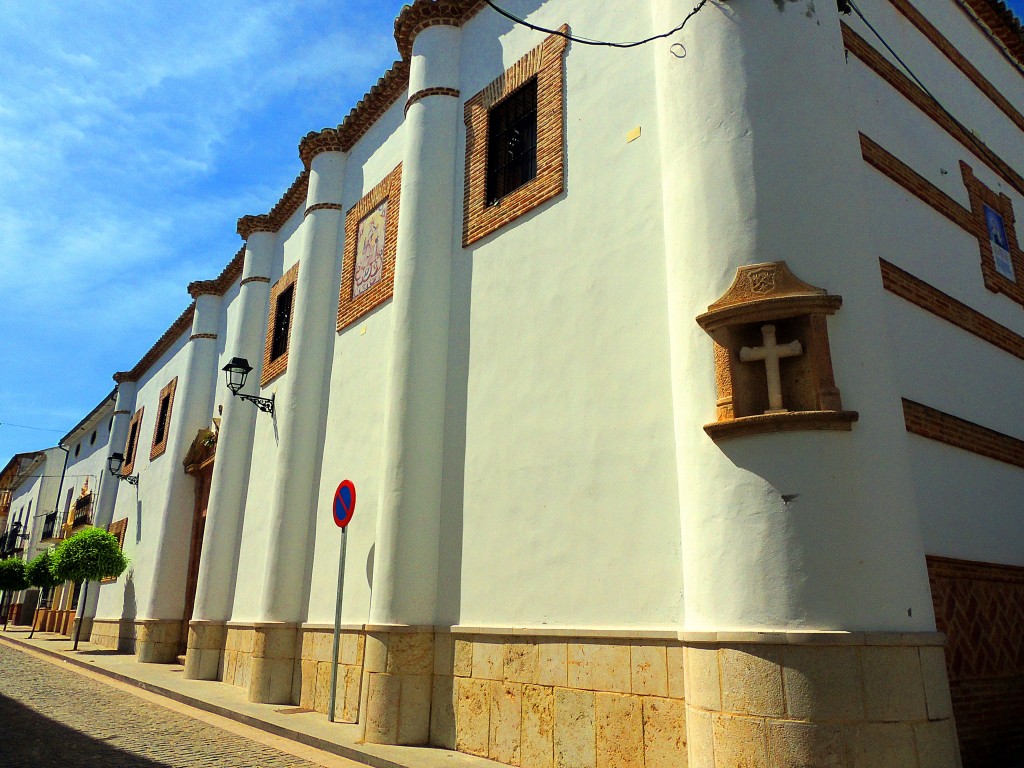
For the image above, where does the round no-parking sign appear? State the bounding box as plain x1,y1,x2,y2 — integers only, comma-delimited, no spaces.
333,480,356,528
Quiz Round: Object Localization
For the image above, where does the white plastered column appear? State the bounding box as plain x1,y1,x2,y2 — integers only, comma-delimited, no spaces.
651,2,958,765
136,290,221,663
184,231,273,681
249,150,346,704
77,381,133,639
363,22,461,747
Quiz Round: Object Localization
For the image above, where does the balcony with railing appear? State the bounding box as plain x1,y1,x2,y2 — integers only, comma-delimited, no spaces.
41,512,61,541
68,493,93,530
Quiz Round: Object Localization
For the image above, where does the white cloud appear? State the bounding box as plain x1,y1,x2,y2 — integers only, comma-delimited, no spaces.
0,0,408,459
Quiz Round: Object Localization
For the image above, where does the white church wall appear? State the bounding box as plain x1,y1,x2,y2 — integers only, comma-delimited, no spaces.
450,3,683,630
844,2,1024,573
212,279,242,419
908,434,1024,566
307,103,406,626
95,330,191,623
230,205,305,622
853,0,1024,170
847,48,1024,336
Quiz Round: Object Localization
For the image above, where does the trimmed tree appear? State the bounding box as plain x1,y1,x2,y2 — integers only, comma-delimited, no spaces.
25,550,61,638
51,528,129,650
0,557,29,630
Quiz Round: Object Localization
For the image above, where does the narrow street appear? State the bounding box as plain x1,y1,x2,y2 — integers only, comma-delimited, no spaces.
0,642,331,768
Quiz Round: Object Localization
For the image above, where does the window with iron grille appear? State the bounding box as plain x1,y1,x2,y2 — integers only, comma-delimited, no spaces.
270,284,294,362
154,393,171,446
42,512,58,540
486,78,538,206
125,420,139,466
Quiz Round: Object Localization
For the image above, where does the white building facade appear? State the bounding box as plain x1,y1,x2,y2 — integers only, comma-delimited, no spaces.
9,1,1024,765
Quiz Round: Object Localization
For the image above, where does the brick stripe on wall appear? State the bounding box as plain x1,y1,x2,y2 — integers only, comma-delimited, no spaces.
843,22,1024,195
880,259,1024,359
903,398,1024,469
885,0,1024,136
860,133,973,230
862,134,1024,308
405,86,460,115
927,555,1024,768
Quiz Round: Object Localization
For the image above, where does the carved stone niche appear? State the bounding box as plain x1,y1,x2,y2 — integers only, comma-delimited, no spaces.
695,261,858,439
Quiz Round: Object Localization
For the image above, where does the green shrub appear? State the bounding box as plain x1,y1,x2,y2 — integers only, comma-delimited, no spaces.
26,550,61,589
51,528,128,584
0,557,29,591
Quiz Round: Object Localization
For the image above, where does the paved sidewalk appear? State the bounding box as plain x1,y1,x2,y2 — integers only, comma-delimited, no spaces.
0,628,500,768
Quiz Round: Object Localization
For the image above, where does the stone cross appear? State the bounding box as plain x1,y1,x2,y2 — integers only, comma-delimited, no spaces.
739,324,803,414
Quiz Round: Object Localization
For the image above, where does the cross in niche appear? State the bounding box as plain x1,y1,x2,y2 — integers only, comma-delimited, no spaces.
740,324,803,414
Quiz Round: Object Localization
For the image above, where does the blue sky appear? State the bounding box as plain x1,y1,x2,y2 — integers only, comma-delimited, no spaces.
1,0,1023,464
0,1,408,460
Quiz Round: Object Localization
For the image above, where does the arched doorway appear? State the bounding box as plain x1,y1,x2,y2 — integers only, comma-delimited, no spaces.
181,426,216,656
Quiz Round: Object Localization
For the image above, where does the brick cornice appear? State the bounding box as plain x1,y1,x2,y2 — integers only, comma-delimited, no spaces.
959,0,1024,69
236,171,310,239
394,0,485,60
187,280,220,298
114,303,196,384
237,214,275,240
298,61,411,168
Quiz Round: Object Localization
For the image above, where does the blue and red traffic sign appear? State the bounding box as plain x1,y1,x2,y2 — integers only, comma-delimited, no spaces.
333,480,356,528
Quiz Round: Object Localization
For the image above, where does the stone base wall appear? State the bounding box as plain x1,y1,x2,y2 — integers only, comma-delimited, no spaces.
296,627,364,722
90,617,138,653
222,626,255,689
431,633,687,768
136,619,183,663
184,622,227,680
361,629,435,746
683,633,960,768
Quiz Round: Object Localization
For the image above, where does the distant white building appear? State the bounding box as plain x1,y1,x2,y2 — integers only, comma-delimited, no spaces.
9,0,1024,765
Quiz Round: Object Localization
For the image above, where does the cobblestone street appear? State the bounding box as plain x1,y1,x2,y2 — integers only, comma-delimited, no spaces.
0,643,328,768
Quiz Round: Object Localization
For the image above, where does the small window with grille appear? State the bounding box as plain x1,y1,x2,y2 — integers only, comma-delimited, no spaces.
486,78,539,206
271,284,294,362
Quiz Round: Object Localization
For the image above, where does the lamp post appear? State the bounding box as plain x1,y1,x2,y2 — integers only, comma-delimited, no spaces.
106,453,139,486
221,357,274,414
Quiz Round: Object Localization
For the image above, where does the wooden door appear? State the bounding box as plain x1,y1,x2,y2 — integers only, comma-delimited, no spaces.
180,460,213,653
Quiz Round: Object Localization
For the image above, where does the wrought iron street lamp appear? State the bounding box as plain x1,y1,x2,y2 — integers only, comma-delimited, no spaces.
222,357,275,414
107,453,139,486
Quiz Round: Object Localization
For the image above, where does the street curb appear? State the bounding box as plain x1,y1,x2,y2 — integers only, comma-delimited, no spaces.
0,633,407,768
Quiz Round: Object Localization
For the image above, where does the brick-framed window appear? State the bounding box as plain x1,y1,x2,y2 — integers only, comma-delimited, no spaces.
101,518,128,584
149,377,178,460
961,161,1024,307
463,26,569,247
338,164,402,332
261,262,300,386
122,407,145,476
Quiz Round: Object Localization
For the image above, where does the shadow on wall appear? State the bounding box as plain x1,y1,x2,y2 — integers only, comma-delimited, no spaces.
0,692,171,767
119,572,137,653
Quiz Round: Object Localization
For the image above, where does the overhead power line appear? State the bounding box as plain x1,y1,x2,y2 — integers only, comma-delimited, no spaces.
482,0,710,48
0,421,65,433
847,0,1024,198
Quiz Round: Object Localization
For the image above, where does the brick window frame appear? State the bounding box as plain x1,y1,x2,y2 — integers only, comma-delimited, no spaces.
337,164,402,332
149,377,178,461
261,262,300,386
102,518,128,584
961,161,1024,307
122,407,144,476
463,26,568,247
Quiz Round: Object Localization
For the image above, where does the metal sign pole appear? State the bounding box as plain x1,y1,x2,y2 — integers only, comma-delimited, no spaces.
327,527,348,723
